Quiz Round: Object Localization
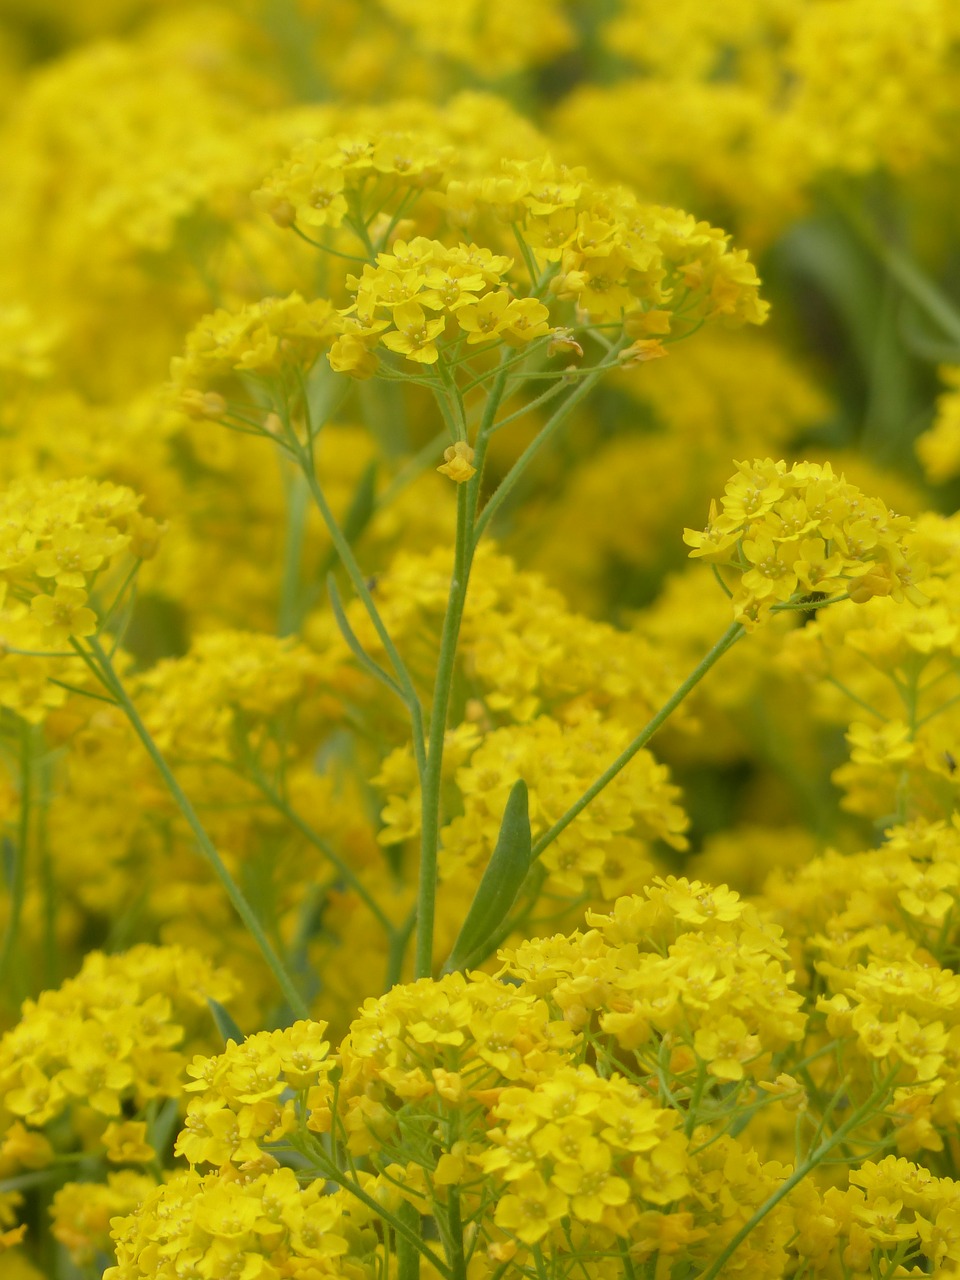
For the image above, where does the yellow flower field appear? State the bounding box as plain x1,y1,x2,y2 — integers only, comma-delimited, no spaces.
2,3,960,1277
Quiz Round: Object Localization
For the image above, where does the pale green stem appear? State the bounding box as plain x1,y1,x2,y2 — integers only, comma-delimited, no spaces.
386,910,417,989
916,690,960,728
0,721,33,987
684,1062,709,1138
396,1200,424,1280
445,1190,467,1280
698,1069,900,1280
292,1132,448,1277
413,361,511,979
247,768,394,935
531,622,745,862
414,482,471,980
473,343,627,543
78,636,309,1020
831,184,960,345
378,430,450,508
297,458,426,775
278,468,309,636
825,674,888,722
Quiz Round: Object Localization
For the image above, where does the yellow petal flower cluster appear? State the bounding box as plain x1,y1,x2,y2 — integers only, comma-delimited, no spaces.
0,477,162,648
503,877,805,1065
93,888,807,1277
776,511,960,822
686,458,923,627
51,1172,155,1269
916,366,960,484
107,1165,375,1280
2,3,960,1277
558,0,960,244
339,544,678,726
334,238,550,373
436,713,688,894
178,1022,333,1166
0,945,236,1148
483,1064,689,1242
134,629,350,760
375,0,575,77
173,294,340,396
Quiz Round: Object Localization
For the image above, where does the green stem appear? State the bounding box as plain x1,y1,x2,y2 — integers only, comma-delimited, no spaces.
378,430,450,508
386,909,417,989
295,1136,447,1276
248,768,394,935
825,675,888,722
37,750,56,987
0,721,33,987
531,622,745,862
684,1062,708,1138
485,378,567,435
446,1189,467,1280
290,224,367,263
396,1199,424,1280
699,1069,899,1280
413,360,511,979
415,483,470,979
278,468,309,636
473,344,626,542
79,637,310,1019
298,458,426,774
831,184,960,346
96,558,142,636
916,689,960,728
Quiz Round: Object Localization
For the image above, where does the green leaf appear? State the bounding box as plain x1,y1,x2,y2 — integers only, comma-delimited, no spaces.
1,836,14,889
147,1097,183,1156
317,461,378,584
443,779,531,974
899,298,960,364
207,997,245,1046
340,460,378,546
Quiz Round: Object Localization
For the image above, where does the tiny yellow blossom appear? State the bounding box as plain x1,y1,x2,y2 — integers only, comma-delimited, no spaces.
437,442,477,483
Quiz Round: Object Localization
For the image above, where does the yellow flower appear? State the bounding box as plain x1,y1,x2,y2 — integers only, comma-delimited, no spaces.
102,1122,155,1165
494,1171,568,1243
380,301,447,364
437,442,477,483
29,588,97,646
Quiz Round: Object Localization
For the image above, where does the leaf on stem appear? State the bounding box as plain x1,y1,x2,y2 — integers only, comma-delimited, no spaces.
1,836,14,889
444,779,531,974
340,461,378,546
314,460,378,580
207,997,245,1046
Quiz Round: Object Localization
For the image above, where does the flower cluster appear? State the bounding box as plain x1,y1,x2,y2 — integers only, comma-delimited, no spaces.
480,1063,689,1243
917,365,960,484
0,478,162,648
3,3,960,1278
134,629,350,761
177,1021,333,1166
0,946,236,1153
685,458,924,626
107,1166,377,1280
172,294,340,401
332,238,551,374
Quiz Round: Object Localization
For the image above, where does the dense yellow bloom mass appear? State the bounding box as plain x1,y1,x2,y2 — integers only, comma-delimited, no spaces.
1,2,959,1278
686,458,924,627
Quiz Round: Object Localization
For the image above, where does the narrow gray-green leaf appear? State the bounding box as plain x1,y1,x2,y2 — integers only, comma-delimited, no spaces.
318,461,378,582
444,779,531,974
341,460,378,545
208,997,245,1046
